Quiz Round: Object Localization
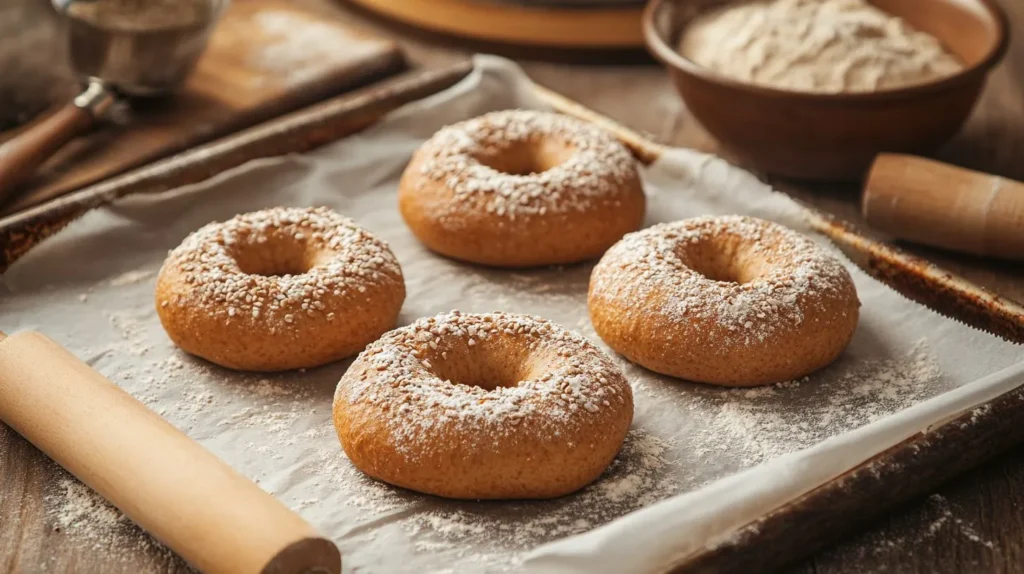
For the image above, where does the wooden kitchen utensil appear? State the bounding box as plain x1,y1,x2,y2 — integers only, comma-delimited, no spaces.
862,153,1024,261
0,0,225,204
0,0,404,216
346,0,645,50
0,330,341,574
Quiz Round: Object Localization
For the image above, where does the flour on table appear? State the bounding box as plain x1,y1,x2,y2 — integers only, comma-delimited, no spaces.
48,476,127,536
249,10,383,87
43,473,179,567
813,492,996,565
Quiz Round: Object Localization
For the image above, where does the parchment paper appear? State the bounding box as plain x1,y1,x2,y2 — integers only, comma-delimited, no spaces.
2,57,1022,574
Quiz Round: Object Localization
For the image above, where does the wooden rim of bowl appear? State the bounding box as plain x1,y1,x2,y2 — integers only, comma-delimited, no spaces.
642,0,1011,102
349,0,645,48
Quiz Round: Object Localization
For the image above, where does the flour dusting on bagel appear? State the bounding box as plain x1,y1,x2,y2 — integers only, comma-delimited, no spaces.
589,215,860,386
155,206,406,371
333,311,633,499
399,110,646,267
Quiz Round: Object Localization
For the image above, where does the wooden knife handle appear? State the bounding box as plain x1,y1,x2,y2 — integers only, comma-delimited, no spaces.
0,331,341,574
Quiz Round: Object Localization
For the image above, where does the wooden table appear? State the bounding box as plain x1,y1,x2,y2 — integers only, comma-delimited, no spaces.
2,1,1023,572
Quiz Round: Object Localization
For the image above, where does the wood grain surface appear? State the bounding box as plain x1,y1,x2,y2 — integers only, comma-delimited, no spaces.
0,0,404,215
1,0,1023,572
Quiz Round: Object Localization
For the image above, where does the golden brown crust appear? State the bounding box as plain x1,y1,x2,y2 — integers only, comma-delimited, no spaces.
589,216,861,387
398,110,646,268
332,311,634,499
155,207,406,372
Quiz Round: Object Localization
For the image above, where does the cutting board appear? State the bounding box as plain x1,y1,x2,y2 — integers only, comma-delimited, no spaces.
347,0,645,49
0,0,405,215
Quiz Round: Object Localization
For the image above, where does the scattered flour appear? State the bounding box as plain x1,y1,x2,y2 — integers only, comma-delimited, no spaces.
249,11,384,87
924,494,995,549
307,426,678,570
48,476,127,536
105,308,152,345
43,474,180,567
683,339,943,466
109,268,155,287
821,492,997,564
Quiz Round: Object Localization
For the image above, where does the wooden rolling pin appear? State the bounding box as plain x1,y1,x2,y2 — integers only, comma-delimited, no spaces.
0,330,341,574
862,154,1024,261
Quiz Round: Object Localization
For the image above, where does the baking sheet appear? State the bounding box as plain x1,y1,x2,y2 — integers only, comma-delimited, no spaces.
2,56,1022,573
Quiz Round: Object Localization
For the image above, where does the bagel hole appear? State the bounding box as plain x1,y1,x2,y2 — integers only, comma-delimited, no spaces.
427,344,529,391
233,234,316,277
477,140,573,176
683,241,759,285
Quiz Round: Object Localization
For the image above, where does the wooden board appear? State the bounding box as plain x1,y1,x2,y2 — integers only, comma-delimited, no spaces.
0,0,405,215
2,59,1024,573
345,0,645,49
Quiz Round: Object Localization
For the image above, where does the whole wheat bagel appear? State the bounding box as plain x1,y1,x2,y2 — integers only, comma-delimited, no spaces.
155,207,406,371
588,215,860,386
332,311,634,499
399,109,645,268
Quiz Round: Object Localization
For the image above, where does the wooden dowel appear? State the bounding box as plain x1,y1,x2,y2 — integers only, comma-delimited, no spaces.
862,154,1024,261
0,103,95,206
0,331,340,574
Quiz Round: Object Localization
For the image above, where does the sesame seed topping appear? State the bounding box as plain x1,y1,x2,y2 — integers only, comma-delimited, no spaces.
590,215,857,346
156,207,403,331
335,311,632,462
416,110,639,222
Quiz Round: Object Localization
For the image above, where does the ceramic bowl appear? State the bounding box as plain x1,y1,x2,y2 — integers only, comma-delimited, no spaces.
643,0,1009,181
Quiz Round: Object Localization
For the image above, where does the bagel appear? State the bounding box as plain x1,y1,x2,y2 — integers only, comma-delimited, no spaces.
399,109,645,268
332,311,634,499
155,207,406,371
588,215,860,386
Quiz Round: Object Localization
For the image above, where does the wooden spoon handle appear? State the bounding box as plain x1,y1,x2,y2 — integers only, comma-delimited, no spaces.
0,331,341,574
0,81,114,205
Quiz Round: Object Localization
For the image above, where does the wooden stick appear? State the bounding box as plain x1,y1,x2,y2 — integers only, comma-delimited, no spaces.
0,331,341,574
862,153,1024,261
0,102,96,206
534,82,666,165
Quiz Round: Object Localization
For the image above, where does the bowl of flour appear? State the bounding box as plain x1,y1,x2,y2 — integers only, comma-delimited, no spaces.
643,0,1009,181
